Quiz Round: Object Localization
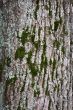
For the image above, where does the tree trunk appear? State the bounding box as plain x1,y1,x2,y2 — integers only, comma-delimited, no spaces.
0,0,72,110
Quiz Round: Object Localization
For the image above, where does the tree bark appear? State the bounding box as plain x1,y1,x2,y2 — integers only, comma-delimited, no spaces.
0,0,72,110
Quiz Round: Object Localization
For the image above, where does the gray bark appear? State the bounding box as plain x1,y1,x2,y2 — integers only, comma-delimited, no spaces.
0,0,73,110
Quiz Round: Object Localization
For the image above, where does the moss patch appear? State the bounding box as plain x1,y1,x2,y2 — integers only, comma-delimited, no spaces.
49,59,52,65
27,51,38,77
5,57,11,67
52,58,56,70
34,0,39,20
53,39,60,49
54,18,62,31
40,55,47,71
34,88,40,97
15,47,25,60
29,64,38,77
45,5,49,10
21,28,31,45
61,46,65,54
6,75,17,85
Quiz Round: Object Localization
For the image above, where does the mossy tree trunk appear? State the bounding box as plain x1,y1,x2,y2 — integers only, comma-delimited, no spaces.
0,0,73,110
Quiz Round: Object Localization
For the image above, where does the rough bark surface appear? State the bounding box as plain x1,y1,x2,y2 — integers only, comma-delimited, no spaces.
0,0,73,110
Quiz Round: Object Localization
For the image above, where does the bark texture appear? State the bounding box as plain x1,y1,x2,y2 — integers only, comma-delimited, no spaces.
0,0,73,110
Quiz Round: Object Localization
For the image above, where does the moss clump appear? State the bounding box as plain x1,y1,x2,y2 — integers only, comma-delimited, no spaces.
54,18,62,31
48,99,51,110
38,27,41,37
20,85,24,92
6,57,11,67
17,106,21,110
40,40,47,71
15,47,25,60
29,64,38,77
6,75,17,85
61,46,65,54
27,51,38,77
31,34,35,43
52,58,56,70
54,85,58,91
27,51,32,64
45,82,50,96
45,5,49,10
34,40,40,50
48,1,52,16
53,39,60,49
71,41,73,44
54,20,59,31
34,89,40,97
31,26,36,43
31,81,35,88
0,63,4,73
34,0,39,20
40,55,47,71
49,59,52,65
21,29,31,45
43,42,46,52
49,10,52,16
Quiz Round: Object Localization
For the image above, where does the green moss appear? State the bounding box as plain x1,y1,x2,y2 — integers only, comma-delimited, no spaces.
17,106,21,110
0,59,6,80
54,85,57,91
27,51,32,64
20,85,24,92
34,0,39,19
48,1,52,16
71,41,73,44
36,0,39,4
53,39,60,49
21,29,31,45
49,59,52,65
55,0,58,16
52,58,56,70
34,6,39,20
31,81,35,88
48,30,51,34
38,27,41,37
34,88,40,97
43,41,46,52
6,57,11,67
31,26,36,43
51,58,56,80
29,63,38,77
40,41,47,71
31,34,35,43
33,26,36,34
57,84,59,92
48,99,51,110
27,51,38,77
54,20,59,31
6,75,17,85
54,18,62,31
45,5,49,10
40,54,47,71
0,63,4,73
34,40,40,50
17,31,20,39
45,82,50,96
15,47,25,60
61,46,65,54
49,10,52,16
